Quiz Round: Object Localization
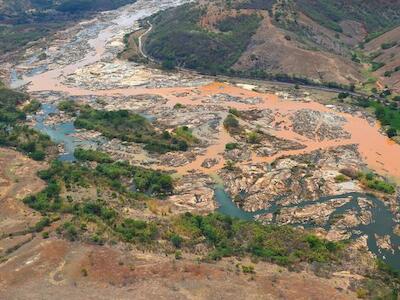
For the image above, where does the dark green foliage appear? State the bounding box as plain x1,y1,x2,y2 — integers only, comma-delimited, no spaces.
170,233,183,248
58,100,78,113
74,148,113,163
381,42,397,50
33,217,51,232
297,0,400,33
146,4,262,74
0,85,52,160
116,218,158,243
228,108,241,117
22,100,42,113
56,0,134,13
72,106,189,153
161,59,175,70
172,213,344,264
61,222,78,241
355,171,396,194
338,92,349,99
225,143,240,150
82,202,117,224
371,61,386,72
223,114,239,130
386,127,397,138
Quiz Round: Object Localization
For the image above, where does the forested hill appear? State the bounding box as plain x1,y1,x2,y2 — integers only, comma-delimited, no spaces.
144,0,400,91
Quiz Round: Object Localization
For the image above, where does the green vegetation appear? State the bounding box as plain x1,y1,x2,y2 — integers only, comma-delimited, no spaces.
23,100,42,113
74,148,113,163
228,108,241,117
146,4,262,74
225,143,240,150
381,42,397,50
246,131,260,144
116,218,157,243
334,174,348,183
173,103,185,109
339,169,395,194
56,0,135,13
170,213,344,264
297,0,400,33
23,146,349,269
359,172,396,194
223,114,240,131
371,62,386,72
241,265,255,274
58,103,192,153
58,100,78,114
353,97,400,138
173,126,198,144
0,83,52,160
24,151,173,214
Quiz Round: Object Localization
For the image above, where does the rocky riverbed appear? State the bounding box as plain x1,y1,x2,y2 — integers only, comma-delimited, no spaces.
2,0,400,270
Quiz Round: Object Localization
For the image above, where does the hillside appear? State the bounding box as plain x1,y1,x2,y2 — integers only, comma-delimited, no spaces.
363,26,400,93
0,0,136,54
144,0,400,89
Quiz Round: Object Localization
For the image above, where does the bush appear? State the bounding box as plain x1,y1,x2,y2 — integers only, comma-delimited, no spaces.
116,218,158,243
242,265,255,274
247,131,260,144
228,108,241,117
33,217,51,232
223,114,239,130
225,143,239,150
386,127,397,138
74,148,113,163
170,234,183,248
175,250,182,260
334,174,348,183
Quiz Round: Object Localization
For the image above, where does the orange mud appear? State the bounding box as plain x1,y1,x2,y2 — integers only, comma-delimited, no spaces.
26,62,400,181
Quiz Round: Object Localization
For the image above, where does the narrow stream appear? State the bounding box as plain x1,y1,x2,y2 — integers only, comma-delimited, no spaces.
32,108,400,270
34,103,100,161
215,185,400,270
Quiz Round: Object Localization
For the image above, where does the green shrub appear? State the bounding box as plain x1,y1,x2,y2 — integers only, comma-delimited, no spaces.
170,234,183,248
223,114,240,130
225,143,240,150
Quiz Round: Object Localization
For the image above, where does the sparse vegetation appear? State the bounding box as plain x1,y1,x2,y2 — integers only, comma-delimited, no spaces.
0,82,52,160
58,104,192,153
339,169,395,194
146,4,262,73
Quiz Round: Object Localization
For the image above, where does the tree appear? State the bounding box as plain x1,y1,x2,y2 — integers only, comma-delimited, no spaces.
386,127,397,138
338,92,349,99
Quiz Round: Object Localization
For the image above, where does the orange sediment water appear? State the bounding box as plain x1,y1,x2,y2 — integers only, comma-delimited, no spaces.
26,58,400,181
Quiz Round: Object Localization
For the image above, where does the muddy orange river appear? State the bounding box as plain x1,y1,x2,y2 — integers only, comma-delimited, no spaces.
27,66,400,181
23,19,400,181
